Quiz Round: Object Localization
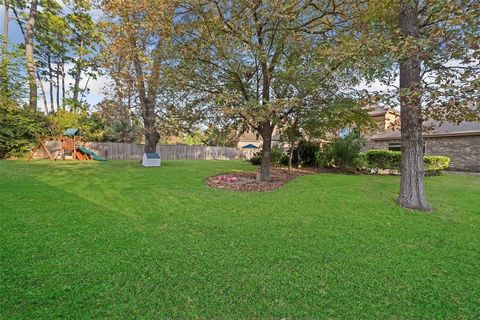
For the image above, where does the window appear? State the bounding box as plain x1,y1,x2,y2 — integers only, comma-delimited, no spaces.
389,142,426,154
388,143,401,151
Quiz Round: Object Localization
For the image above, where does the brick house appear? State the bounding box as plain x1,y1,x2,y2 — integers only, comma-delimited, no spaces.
364,120,480,172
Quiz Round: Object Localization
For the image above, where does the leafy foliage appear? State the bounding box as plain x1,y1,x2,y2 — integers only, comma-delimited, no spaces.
315,132,366,169
0,100,47,158
366,150,450,173
366,150,402,170
46,110,104,141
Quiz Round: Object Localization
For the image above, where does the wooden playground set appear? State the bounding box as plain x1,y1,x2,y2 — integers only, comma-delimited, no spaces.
29,128,105,161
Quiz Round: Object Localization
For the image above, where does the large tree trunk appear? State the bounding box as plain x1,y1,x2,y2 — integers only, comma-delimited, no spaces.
259,122,274,181
39,76,48,114
61,55,66,109
56,58,60,109
143,102,159,153
397,0,431,211
288,119,298,171
25,0,39,111
48,53,54,112
72,38,83,112
1,0,9,96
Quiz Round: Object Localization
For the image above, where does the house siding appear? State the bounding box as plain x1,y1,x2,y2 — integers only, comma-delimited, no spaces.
364,135,480,172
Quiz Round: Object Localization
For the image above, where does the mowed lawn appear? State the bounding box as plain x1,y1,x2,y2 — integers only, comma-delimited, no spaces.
1,160,479,319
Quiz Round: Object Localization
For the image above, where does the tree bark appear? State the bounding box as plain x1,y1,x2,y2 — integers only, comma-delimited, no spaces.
72,37,83,112
1,0,9,96
61,55,65,109
39,76,48,114
259,122,274,181
143,102,159,153
56,58,60,109
25,0,39,111
397,0,431,211
288,119,298,170
48,53,54,112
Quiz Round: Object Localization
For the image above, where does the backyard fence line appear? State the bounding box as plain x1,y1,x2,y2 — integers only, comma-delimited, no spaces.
33,141,246,161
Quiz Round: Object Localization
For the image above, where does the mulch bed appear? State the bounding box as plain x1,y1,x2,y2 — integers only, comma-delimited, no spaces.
205,167,316,192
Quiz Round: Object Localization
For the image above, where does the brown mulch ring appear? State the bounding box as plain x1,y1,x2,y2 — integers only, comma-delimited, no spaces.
205,167,317,192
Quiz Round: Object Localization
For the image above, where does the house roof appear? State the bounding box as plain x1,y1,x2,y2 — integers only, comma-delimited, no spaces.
371,120,480,140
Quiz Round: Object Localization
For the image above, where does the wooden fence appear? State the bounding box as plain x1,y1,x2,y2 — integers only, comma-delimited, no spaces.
34,141,245,160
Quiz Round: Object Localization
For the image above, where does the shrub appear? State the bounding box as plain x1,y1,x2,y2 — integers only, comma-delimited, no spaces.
315,145,334,168
353,152,368,169
296,140,320,166
279,140,320,167
329,132,366,169
366,150,450,172
0,102,47,158
316,132,365,169
366,150,401,170
271,145,285,166
249,152,262,165
248,146,286,166
424,156,450,171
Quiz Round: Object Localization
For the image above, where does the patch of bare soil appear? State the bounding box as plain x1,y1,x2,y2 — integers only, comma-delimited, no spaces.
205,167,315,192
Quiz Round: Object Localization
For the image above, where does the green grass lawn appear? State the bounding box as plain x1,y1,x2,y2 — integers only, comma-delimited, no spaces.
1,160,479,319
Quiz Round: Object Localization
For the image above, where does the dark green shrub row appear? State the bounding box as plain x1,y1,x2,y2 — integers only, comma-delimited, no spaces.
366,149,450,171
366,150,401,170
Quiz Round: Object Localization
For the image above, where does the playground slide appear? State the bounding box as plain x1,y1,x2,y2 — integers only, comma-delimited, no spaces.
77,146,106,161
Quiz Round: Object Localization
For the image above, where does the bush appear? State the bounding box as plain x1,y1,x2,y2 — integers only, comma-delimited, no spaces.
248,146,286,166
316,132,365,169
0,102,47,158
271,145,285,166
424,156,450,171
366,150,401,170
315,145,334,168
366,150,450,172
296,140,320,166
353,152,368,169
249,152,262,165
329,132,365,169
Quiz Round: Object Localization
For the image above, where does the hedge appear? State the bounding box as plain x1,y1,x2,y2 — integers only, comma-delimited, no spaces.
366,150,401,170
423,155,450,171
366,150,450,172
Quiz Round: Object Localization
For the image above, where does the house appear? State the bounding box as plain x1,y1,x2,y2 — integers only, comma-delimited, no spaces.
236,129,282,149
367,106,400,131
364,120,480,172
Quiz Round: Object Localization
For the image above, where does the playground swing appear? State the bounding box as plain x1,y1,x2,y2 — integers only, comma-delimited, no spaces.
28,128,105,161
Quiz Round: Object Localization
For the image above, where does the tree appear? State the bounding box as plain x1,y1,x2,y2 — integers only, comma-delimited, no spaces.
101,0,175,153
397,0,430,210
1,0,9,97
65,0,101,112
24,0,38,111
361,0,479,210
176,0,361,181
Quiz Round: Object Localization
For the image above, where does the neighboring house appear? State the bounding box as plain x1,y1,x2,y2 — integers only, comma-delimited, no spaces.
367,106,400,132
364,120,480,172
236,129,282,149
